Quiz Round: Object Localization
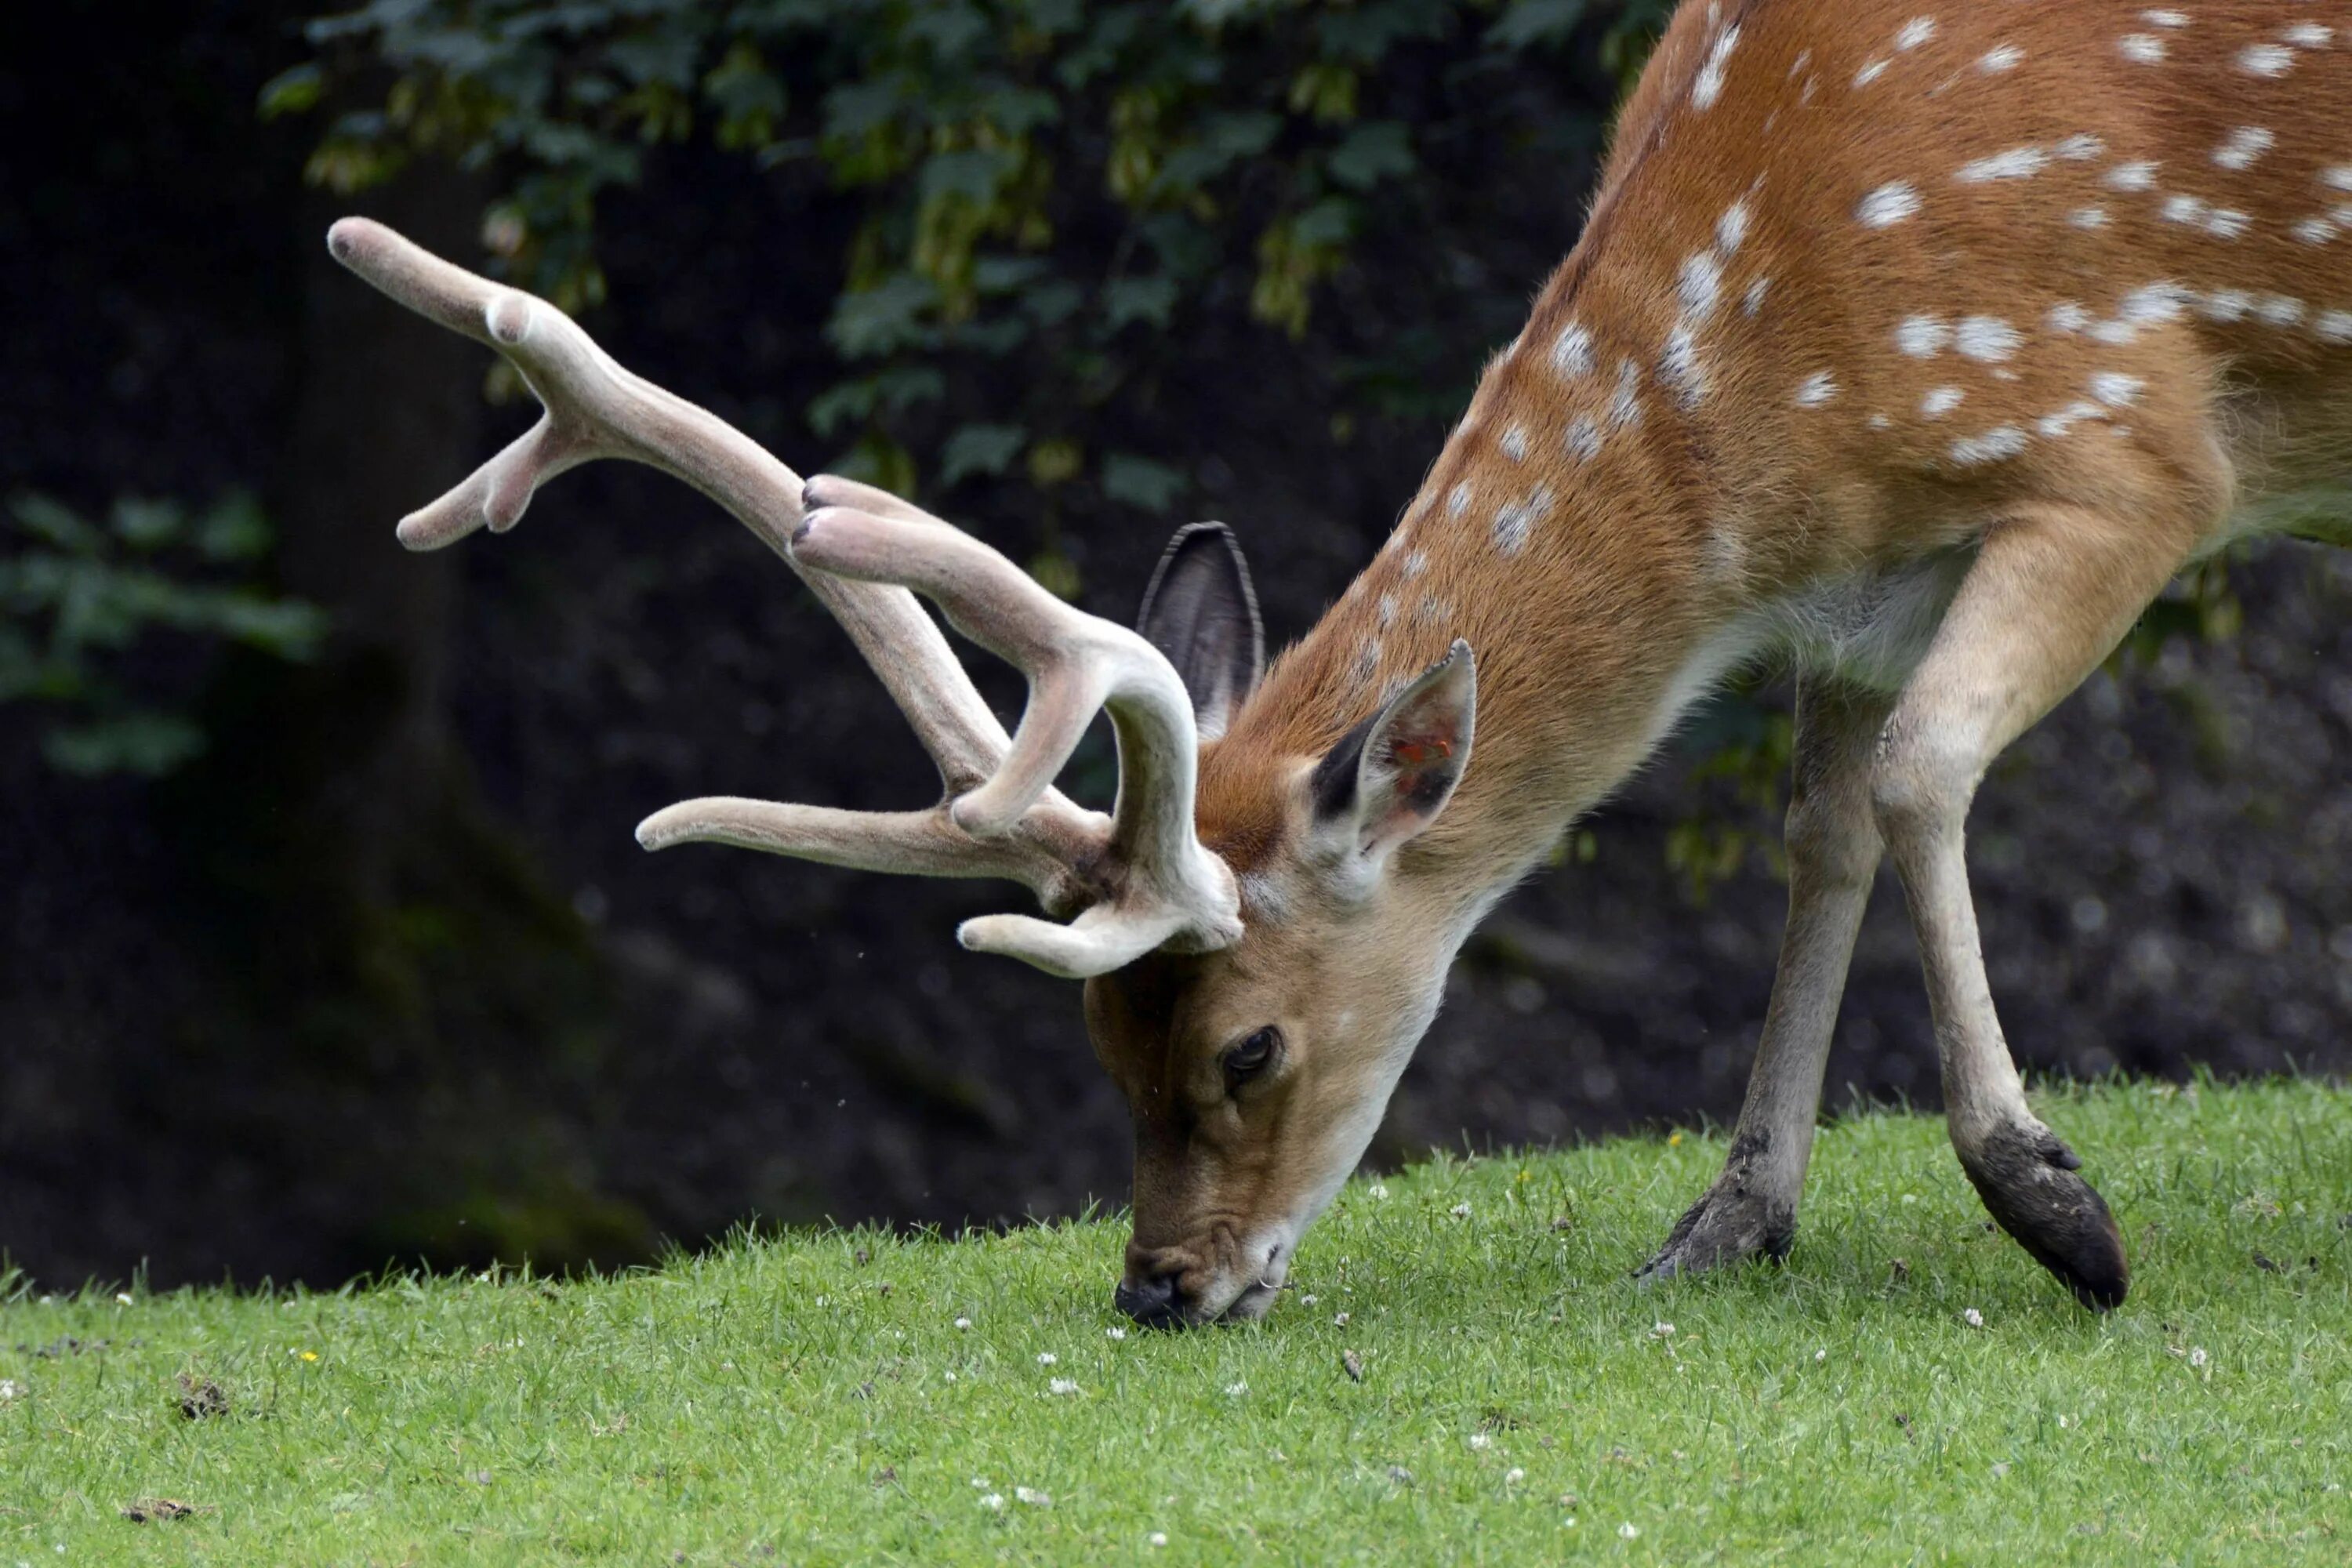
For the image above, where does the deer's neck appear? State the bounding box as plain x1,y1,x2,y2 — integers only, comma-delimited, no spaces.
1218,241,1818,903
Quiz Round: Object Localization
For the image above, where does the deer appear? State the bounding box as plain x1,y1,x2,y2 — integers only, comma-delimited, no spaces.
328,0,2352,1326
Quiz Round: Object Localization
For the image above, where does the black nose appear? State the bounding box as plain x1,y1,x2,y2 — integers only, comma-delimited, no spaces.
1114,1268,1189,1327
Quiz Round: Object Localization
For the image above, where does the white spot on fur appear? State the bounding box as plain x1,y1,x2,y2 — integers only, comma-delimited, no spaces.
1744,277,1770,316
2120,281,2190,325
1355,641,1382,685
2068,207,2108,229
1955,316,2021,361
2103,161,2158,191
2292,217,2336,245
2088,371,2145,407
2213,126,2274,170
2117,34,2166,64
2047,301,2091,334
1921,385,1963,418
1957,146,2048,183
2258,295,2307,327
1867,412,1892,430
1949,425,2028,466
2055,135,2104,162
1693,25,1743,110
1552,320,1595,379
1679,251,1724,319
1564,414,1602,463
2282,24,2332,49
1896,314,1951,357
2199,289,2253,321
1413,593,1449,629
1978,45,2022,74
1401,549,1428,579
2140,9,2187,27
1447,481,1472,520
2323,166,2352,194
2316,310,2352,343
1661,325,1706,408
1854,59,1890,89
2238,42,2293,77
1501,423,1529,463
1896,16,1936,50
1376,593,1397,629
1716,200,1751,255
1492,484,1553,557
2037,400,2107,438
1794,371,1838,407
1610,358,1644,426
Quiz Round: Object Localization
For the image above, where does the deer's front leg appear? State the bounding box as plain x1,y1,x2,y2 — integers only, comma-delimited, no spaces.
1639,673,1893,1283
1872,499,2206,1311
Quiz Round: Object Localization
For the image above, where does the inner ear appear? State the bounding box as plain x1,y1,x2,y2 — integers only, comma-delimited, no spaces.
1312,640,1476,859
1137,521,1264,742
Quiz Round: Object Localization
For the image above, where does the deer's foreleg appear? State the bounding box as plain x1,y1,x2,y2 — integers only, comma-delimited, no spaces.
1872,499,2206,1311
1640,673,1894,1282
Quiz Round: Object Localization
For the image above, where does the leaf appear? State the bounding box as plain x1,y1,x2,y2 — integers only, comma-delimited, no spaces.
43,713,208,779
919,147,1020,205
826,274,941,358
1488,0,1588,49
9,494,100,554
108,498,184,551
257,63,324,119
195,492,272,562
1327,122,1413,191
938,424,1028,487
1101,453,1185,514
1103,275,1177,332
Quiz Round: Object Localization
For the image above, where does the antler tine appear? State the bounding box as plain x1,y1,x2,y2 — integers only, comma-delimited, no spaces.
791,502,1243,975
325,216,1111,911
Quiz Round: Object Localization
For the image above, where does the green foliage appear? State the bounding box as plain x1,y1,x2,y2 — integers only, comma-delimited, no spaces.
0,492,328,778
4,1080,2347,1560
285,0,1664,524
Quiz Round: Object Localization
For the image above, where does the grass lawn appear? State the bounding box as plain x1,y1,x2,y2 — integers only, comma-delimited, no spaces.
3,1078,2347,1564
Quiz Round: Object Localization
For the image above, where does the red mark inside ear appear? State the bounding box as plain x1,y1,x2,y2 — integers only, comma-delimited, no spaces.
1389,736,1454,768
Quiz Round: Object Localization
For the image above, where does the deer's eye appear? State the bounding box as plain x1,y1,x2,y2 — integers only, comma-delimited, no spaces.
1222,1027,1282,1091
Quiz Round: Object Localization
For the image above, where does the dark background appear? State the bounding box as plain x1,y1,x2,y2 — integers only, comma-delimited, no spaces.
5,2,2348,1292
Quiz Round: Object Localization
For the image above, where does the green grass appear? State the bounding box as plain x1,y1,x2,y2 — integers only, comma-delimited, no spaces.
4,1080,2347,1565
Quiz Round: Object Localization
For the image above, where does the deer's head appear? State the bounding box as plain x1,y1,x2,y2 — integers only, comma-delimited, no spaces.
326,217,1475,1328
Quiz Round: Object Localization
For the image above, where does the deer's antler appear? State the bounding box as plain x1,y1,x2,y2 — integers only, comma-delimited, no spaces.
326,216,1240,978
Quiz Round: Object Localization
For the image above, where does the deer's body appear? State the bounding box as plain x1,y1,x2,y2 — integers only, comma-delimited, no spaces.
336,0,2352,1327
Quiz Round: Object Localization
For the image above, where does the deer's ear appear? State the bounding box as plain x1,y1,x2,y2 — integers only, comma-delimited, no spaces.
1138,522,1263,742
1310,641,1476,862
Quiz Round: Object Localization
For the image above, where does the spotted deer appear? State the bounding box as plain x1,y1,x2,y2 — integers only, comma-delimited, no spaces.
331,0,2352,1324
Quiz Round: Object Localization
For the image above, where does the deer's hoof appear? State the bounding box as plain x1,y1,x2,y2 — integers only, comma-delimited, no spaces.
1959,1120,2129,1312
1635,1173,1795,1285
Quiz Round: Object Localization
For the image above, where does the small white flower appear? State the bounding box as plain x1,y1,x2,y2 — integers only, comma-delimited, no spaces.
1048,1377,1079,1396
953,1316,971,1330
1504,1467,1526,1484
1333,1312,1351,1327
1105,1327,1127,1341
1900,1193,1918,1205
1225,1381,1249,1396
943,1370,958,1381
0,1379,20,1400
1620,1523,1641,1540
2057,1414,2071,1428
1301,1294,1317,1306
1564,1516,1578,1528
1369,1183,1389,1200
1148,1532,1170,1548
1813,1348,1827,1363
1014,1486,1051,1506
978,1493,1005,1511
1036,1352,1058,1365
971,1476,989,1488
1653,1322,1676,1338
114,1293,134,1306
2189,1346,2209,1368
1468,1432,1494,1450
1963,1308,1985,1329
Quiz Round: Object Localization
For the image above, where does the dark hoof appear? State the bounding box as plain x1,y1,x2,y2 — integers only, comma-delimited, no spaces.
1636,1174,1795,1284
1960,1122,2129,1311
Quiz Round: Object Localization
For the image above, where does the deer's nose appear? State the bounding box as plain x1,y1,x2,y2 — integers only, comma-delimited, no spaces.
1115,1255,1192,1327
